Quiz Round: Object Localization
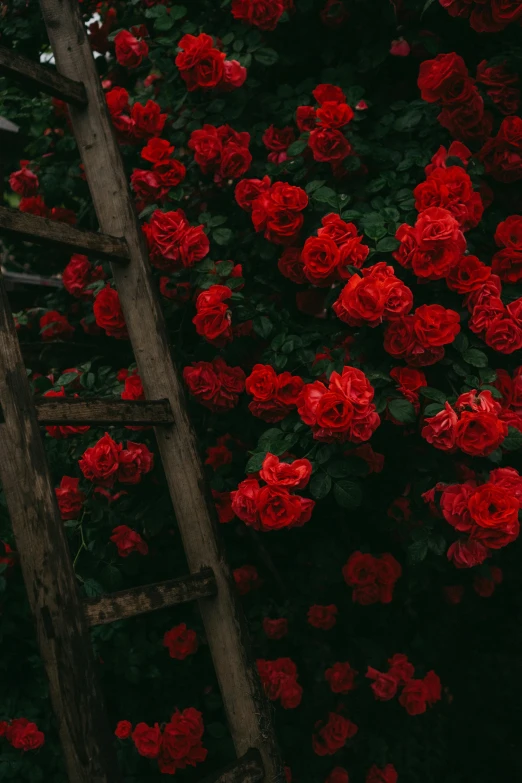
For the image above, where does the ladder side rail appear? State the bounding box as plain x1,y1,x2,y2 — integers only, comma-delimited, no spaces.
39,2,283,780
0,272,121,783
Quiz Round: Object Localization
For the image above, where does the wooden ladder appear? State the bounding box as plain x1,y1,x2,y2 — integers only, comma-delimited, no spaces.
0,2,283,782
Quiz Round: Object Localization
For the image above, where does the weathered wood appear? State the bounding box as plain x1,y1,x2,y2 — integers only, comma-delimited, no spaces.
0,272,121,783
84,568,217,626
33,397,174,426
0,206,130,261
40,2,284,780
0,45,87,105
201,750,264,783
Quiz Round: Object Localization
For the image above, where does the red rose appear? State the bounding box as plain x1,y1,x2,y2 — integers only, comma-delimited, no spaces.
278,246,306,283
218,142,252,180
93,285,128,339
153,159,186,191
313,84,347,104
79,433,122,486
447,538,489,568
9,166,39,196
130,168,162,204
447,255,491,293
417,52,470,104
263,618,289,639
302,235,340,285
440,482,475,531
160,708,207,772
110,525,148,557
312,713,358,756
115,720,132,739
325,661,357,694
308,128,352,162
231,478,261,526
132,722,161,758
333,264,412,326
175,33,225,91
414,304,460,347
114,29,148,68
257,485,313,530
398,679,429,715
316,101,354,129
141,138,174,163
189,125,223,172
106,86,129,116
480,116,522,183
296,105,318,132
163,623,198,659
259,453,312,489
231,0,286,30
117,441,154,484
131,99,167,138
39,310,74,341
438,95,492,143
63,254,104,299
307,604,338,630
425,141,471,175
388,653,415,684
193,285,232,346
263,125,296,152
454,411,508,456
366,668,399,701
422,403,458,451
235,176,271,211
213,489,235,524
19,195,48,217
413,167,483,231
222,59,247,89
55,476,85,520
183,358,245,412
366,764,398,783
9,719,45,751
468,483,519,531
326,768,350,783
233,564,261,594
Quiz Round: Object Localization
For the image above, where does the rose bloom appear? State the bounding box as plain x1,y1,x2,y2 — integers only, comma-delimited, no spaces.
454,411,508,456
447,538,489,568
233,564,261,595
115,720,132,739
163,623,198,660
325,661,358,693
79,432,122,486
110,525,148,557
55,476,85,520
417,52,470,104
114,29,148,68
326,768,350,783
9,166,39,196
398,679,429,715
263,617,289,639
132,722,162,758
366,668,399,701
93,285,128,339
307,604,338,630
117,441,154,484
231,0,288,30
366,764,398,783
8,719,45,751
312,712,358,756
259,453,312,489
39,310,74,341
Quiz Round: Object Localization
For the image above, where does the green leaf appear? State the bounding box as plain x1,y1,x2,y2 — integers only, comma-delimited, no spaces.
388,398,417,424
462,348,489,368
56,372,79,386
254,48,278,65
213,227,232,245
408,538,428,564
503,426,522,452
361,212,387,241
312,186,338,204
246,452,266,473
310,472,332,500
394,110,422,132
333,480,362,509
287,138,308,156
424,402,445,417
252,315,273,338
327,461,354,479
420,387,448,403
305,179,326,194
376,237,400,252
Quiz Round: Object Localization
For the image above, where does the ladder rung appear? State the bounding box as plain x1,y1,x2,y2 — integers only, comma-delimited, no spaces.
0,46,87,106
0,206,130,262
84,568,217,626
33,398,174,426
199,750,264,783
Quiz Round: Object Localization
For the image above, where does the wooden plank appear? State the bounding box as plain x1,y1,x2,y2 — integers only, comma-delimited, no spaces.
0,45,87,105
200,750,264,783
39,2,284,780
0,272,121,783
0,206,130,262
84,568,217,626
33,397,174,426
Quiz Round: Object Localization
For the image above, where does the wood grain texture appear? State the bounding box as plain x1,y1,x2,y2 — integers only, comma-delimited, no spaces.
0,273,121,783
0,45,87,105
33,397,174,425
84,568,217,626
201,750,264,783
0,206,130,261
39,2,284,780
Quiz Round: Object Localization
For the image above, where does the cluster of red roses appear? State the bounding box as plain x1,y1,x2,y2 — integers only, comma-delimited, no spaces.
114,28,148,69
343,551,402,605
163,623,198,660
439,0,522,34
183,357,246,411
245,363,303,422
106,87,167,142
467,270,522,356
257,657,303,709
17,193,76,225
192,284,233,346
231,0,293,30
492,215,522,283
235,176,308,245
79,432,154,486
0,718,44,752
143,208,210,272
115,709,206,775
427,466,522,567
130,137,186,209
333,262,413,328
62,254,104,300
312,712,358,756
422,389,509,457
476,60,520,116
189,124,252,183
296,84,354,171
293,213,369,286
231,453,315,531
384,302,460,367
366,654,442,716
175,33,246,92
298,366,380,443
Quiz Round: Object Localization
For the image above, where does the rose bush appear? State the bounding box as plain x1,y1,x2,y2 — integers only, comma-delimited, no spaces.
1,0,522,781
